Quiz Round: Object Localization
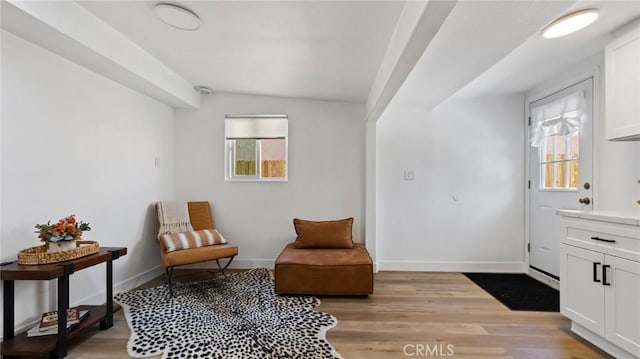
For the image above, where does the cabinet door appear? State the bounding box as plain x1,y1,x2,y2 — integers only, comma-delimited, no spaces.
604,255,640,357
605,21,640,141
560,244,605,335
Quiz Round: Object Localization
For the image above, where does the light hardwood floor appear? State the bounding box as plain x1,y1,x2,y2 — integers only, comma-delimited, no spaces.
59,270,611,359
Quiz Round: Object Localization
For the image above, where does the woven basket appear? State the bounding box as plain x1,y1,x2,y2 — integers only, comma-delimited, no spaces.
18,241,100,265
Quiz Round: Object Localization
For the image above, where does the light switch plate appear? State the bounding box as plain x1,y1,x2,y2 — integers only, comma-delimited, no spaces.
404,169,415,180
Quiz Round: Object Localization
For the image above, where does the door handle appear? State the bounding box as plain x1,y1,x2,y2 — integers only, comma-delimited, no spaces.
578,197,591,205
602,265,611,286
593,262,601,282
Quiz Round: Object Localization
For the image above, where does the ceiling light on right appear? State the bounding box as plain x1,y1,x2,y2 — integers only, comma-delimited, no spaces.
542,9,600,39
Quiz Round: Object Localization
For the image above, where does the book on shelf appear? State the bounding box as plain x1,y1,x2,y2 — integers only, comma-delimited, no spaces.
27,309,89,337
40,307,81,331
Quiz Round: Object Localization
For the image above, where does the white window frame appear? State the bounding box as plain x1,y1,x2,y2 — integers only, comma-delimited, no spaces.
224,115,288,182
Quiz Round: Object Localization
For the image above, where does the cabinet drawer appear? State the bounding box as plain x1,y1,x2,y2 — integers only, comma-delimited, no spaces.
562,219,640,262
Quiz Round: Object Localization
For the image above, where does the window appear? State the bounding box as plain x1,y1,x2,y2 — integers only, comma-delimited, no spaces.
530,91,584,190
225,115,288,181
540,132,579,189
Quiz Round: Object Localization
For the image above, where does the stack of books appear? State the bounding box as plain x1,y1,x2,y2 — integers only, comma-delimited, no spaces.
26,307,89,337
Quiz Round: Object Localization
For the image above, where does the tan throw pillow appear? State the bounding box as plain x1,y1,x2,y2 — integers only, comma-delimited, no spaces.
293,217,354,249
160,229,227,253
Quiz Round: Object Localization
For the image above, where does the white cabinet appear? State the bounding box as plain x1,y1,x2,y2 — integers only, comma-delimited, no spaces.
558,211,640,359
605,255,640,355
605,19,640,141
560,245,605,335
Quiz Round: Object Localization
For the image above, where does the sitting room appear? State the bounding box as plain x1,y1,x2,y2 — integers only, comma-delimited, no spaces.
1,1,639,358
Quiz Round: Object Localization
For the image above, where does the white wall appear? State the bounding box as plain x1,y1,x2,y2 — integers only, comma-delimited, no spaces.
174,93,365,268
376,94,526,271
526,53,640,212
0,30,173,334
365,121,377,269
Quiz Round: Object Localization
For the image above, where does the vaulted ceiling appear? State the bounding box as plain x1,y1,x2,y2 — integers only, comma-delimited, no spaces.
2,1,639,119
78,1,404,104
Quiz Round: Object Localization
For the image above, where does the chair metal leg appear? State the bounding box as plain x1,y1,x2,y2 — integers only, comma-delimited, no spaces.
207,256,235,278
167,256,235,295
165,267,174,296
215,259,226,278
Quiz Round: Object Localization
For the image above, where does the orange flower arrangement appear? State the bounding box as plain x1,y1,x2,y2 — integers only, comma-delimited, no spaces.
35,215,91,243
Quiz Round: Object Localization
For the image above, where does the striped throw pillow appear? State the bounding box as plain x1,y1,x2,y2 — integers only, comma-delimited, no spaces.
160,229,227,253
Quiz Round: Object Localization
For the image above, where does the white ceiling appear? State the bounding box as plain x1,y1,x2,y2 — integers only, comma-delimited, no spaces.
453,0,640,100
3,1,638,114
78,1,404,103
387,1,640,111
390,0,579,109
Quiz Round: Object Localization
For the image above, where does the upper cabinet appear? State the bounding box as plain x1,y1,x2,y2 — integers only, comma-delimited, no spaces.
605,19,640,141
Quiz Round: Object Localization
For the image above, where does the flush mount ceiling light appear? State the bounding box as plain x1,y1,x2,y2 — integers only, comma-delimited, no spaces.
154,3,201,31
542,9,599,39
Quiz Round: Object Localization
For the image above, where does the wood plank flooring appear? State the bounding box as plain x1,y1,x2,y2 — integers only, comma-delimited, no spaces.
57,270,611,358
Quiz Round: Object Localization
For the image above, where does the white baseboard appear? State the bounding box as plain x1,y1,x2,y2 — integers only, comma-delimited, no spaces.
229,259,274,269
571,322,636,359
9,265,165,337
173,258,526,273
185,259,385,272
116,265,166,292
74,265,165,305
70,259,527,308
528,268,560,290
181,258,275,270
377,260,526,272
62,260,271,307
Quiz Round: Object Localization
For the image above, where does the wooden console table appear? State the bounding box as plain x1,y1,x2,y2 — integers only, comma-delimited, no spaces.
1,247,127,358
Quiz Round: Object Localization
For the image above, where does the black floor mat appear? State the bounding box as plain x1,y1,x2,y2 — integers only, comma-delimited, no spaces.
463,273,559,312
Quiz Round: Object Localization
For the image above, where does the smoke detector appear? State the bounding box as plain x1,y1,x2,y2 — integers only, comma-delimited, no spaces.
194,86,213,95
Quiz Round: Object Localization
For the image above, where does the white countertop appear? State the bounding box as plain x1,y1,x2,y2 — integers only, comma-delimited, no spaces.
557,209,640,226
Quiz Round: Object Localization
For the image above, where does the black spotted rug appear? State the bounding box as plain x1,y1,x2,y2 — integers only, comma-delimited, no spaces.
114,268,341,359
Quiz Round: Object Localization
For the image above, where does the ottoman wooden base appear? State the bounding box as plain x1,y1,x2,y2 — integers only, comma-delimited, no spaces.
274,243,373,295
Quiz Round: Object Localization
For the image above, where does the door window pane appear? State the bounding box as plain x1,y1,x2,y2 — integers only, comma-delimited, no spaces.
540,132,579,190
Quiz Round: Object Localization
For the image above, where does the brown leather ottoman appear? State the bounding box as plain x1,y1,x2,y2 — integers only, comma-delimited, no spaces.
274,243,373,295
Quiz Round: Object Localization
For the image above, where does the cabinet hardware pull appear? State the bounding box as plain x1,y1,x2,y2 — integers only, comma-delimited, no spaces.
590,236,616,243
602,264,611,286
593,262,601,282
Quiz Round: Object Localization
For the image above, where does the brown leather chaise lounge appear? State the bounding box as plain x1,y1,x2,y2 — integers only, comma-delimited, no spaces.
274,217,373,295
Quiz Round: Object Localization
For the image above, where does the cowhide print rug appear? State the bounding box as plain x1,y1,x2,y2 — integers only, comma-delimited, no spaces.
114,268,341,359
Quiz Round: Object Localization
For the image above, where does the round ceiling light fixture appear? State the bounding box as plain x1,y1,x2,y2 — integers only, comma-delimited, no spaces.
542,9,599,39
154,3,201,31
194,85,213,95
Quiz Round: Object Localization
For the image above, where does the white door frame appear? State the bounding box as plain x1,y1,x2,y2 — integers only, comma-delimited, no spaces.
524,64,602,288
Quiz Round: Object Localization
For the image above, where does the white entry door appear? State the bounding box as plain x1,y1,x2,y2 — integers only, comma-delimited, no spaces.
529,78,594,279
